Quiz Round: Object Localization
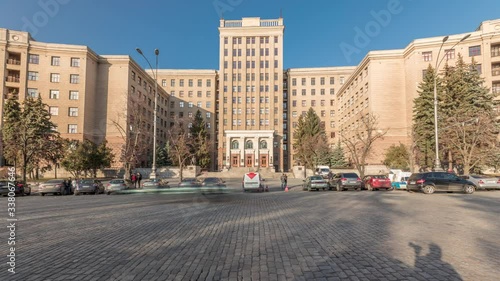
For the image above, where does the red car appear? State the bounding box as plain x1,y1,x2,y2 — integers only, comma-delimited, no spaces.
362,175,392,191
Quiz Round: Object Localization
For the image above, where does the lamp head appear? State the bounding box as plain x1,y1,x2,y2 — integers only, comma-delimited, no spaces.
461,34,471,42
135,48,143,55
442,36,449,43
155,49,159,56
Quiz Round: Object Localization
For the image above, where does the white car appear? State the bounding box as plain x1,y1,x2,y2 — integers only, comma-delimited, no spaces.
105,179,133,194
242,172,268,192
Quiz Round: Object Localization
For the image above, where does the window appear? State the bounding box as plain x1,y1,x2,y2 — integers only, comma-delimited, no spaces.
321,110,326,117
69,91,79,100
206,91,211,97
206,101,211,108
311,78,316,86
245,141,253,149
224,49,228,56
51,56,60,66
471,64,482,74
292,90,297,96
50,73,60,83
49,90,59,99
301,78,306,86
330,77,335,84
207,79,211,87
301,100,306,107
188,102,193,108
231,141,239,149
321,89,325,96
69,107,78,117
179,91,184,97
302,89,306,96
444,49,455,60
188,91,193,97
27,88,38,98
259,141,267,149
70,74,79,84
29,54,39,64
28,71,39,81
492,45,500,57
320,77,325,85
171,79,175,87
311,100,316,106
179,102,184,108
68,124,77,134
162,79,167,87
320,100,325,106
71,58,80,67
469,45,481,57
340,77,345,85
180,79,184,86
188,112,193,118
422,51,432,62
206,112,211,118
188,79,193,87
224,37,228,44
292,78,296,86
49,106,59,116
311,89,316,96
197,101,202,107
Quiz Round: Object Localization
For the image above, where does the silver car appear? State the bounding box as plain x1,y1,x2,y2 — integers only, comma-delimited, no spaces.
39,179,68,196
74,179,104,195
460,175,500,190
142,179,170,189
105,179,133,194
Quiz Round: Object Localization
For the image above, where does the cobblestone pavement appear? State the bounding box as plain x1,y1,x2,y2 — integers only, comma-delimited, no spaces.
1,179,500,281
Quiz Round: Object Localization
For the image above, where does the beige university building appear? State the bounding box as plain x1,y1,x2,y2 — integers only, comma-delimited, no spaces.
1,17,499,173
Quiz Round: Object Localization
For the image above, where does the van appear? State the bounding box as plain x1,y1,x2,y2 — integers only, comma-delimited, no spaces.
242,172,268,192
315,166,330,178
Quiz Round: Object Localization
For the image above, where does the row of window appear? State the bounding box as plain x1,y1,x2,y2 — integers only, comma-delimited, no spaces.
222,119,281,126
26,89,79,100
223,48,279,57
49,106,79,117
292,110,336,118
422,45,482,62
27,72,80,83
292,100,334,107
169,111,212,119
223,73,280,81
169,90,211,98
162,78,213,88
224,36,279,45
28,54,80,67
291,77,342,86
222,107,281,115
223,60,279,69
230,140,268,150
291,88,335,96
172,101,212,108
223,85,279,93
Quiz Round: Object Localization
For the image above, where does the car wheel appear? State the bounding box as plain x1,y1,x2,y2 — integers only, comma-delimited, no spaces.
323,188,326,191
107,191,111,195
41,193,45,196
464,185,475,194
423,185,435,194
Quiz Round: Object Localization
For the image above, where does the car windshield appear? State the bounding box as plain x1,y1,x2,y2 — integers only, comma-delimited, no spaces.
80,180,94,184
203,178,219,183
372,175,387,179
311,176,323,180
182,178,197,182
343,173,359,178
110,180,124,184
320,169,329,173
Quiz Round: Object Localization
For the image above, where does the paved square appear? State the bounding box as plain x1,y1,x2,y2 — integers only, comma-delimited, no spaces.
2,179,499,281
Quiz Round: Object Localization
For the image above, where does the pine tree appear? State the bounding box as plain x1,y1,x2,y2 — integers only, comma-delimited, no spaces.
329,141,348,168
189,110,211,169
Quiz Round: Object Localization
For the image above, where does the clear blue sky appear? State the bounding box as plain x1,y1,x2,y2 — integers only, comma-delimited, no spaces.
1,0,499,69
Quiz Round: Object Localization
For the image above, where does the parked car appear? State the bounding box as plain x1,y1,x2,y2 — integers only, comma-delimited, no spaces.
303,175,329,191
105,179,133,195
392,176,410,190
362,175,392,191
142,179,170,189
459,175,500,190
178,178,202,187
407,172,476,194
201,177,227,193
74,179,104,195
39,179,68,196
0,180,31,196
315,166,331,179
329,172,362,191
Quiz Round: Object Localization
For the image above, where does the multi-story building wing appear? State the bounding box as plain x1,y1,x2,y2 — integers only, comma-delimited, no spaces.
286,67,356,164
218,17,285,172
156,69,218,170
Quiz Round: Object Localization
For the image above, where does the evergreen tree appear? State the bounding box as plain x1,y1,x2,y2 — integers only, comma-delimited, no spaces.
2,97,59,182
189,110,211,169
329,141,348,168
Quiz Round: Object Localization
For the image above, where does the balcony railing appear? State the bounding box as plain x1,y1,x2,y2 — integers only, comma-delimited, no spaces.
224,21,242,27
260,20,280,26
7,59,21,65
6,76,20,83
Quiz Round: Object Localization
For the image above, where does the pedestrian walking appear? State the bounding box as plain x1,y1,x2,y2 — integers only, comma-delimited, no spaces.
65,177,72,195
137,172,142,189
280,173,288,190
131,173,137,188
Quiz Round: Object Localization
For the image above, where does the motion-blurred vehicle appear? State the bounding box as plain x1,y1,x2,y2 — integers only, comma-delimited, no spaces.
0,180,31,196
178,178,202,187
74,179,104,195
105,179,133,194
303,175,329,191
362,175,392,191
142,179,170,189
329,172,362,191
39,179,68,196
459,175,500,190
201,177,227,193
407,172,476,194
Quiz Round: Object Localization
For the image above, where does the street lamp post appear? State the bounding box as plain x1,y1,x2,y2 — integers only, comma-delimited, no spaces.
432,34,470,171
136,48,160,179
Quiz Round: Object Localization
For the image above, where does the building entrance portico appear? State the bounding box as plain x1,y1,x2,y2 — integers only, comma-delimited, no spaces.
224,130,276,171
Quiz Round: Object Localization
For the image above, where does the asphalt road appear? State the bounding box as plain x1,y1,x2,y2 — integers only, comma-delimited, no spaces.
1,179,500,281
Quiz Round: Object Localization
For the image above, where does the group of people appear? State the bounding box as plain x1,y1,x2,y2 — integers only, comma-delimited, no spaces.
64,177,77,195
130,172,143,188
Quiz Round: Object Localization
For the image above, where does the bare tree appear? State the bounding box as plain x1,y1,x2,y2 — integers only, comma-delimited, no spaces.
110,94,150,180
167,118,195,181
340,114,387,178
443,112,499,175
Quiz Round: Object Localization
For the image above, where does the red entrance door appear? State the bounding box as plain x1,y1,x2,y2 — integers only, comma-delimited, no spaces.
232,155,239,167
246,155,253,167
260,155,268,168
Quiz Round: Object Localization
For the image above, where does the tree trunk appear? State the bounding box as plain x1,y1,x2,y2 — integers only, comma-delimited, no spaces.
448,151,453,172
54,164,57,179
